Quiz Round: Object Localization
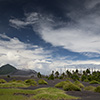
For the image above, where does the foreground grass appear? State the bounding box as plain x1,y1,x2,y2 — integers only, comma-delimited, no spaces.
0,82,28,88
84,86,96,92
0,87,79,100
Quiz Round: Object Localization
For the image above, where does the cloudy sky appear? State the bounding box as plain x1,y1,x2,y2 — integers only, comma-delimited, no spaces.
0,0,100,74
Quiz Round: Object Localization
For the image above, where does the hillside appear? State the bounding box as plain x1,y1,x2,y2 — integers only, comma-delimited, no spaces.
0,64,37,76
0,64,17,75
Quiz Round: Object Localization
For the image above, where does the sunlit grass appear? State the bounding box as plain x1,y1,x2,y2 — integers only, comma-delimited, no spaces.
0,87,79,100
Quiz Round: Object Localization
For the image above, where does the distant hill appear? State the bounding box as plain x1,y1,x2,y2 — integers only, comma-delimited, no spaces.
0,64,37,76
0,64,17,75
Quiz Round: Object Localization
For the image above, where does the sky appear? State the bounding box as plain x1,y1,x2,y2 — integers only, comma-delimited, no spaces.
0,0,100,74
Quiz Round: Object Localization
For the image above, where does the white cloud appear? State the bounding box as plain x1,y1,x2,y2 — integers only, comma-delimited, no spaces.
8,0,100,74
0,34,52,72
0,34,100,74
9,3,100,54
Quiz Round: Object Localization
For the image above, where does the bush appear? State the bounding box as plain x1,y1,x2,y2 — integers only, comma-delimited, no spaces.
89,80,100,84
95,86,100,93
63,82,81,91
74,80,84,88
24,79,37,86
48,74,54,80
84,86,96,92
71,74,79,81
0,79,7,83
37,72,42,78
7,75,10,78
84,79,89,82
38,79,48,85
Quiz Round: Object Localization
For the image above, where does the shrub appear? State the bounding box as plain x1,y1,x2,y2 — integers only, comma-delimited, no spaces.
0,79,7,83
84,86,96,92
48,74,54,80
38,79,48,85
9,79,16,83
89,80,100,84
16,80,23,83
37,72,42,78
71,74,79,81
7,75,10,78
81,75,87,81
59,75,64,79
74,80,84,88
63,82,81,91
24,79,37,86
84,79,89,82
95,86,100,93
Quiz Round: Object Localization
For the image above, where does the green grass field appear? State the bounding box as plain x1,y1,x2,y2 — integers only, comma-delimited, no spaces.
0,87,79,100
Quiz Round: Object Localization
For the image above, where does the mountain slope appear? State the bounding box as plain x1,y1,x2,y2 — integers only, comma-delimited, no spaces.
0,64,17,75
0,64,37,76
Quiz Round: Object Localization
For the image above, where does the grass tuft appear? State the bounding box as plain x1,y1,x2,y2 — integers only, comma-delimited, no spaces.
89,80,100,84
74,80,84,88
24,79,37,86
0,87,79,100
0,79,7,83
84,86,96,92
38,79,48,85
94,86,100,93
63,83,81,91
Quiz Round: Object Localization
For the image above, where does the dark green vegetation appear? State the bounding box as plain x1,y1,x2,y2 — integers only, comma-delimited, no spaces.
0,88,79,100
95,86,100,93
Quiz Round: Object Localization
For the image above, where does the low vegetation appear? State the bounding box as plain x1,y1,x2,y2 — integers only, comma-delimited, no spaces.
84,86,96,92
0,79,7,83
38,79,48,85
55,80,81,91
94,86,100,93
63,82,81,91
0,82,28,88
89,80,100,84
74,80,84,88
55,81,68,88
0,87,79,100
24,79,37,86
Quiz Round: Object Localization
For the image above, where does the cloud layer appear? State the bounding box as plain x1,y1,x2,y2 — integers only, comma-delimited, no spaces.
10,0,100,54
0,34,100,74
0,34,52,73
7,0,100,73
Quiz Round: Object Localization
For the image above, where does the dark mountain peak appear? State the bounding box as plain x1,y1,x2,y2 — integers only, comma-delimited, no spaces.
0,64,17,75
0,64,37,76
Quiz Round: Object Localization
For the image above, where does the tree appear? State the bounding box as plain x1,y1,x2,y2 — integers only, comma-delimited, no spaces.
86,68,90,75
66,70,72,78
55,71,59,78
61,72,66,78
37,72,42,78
